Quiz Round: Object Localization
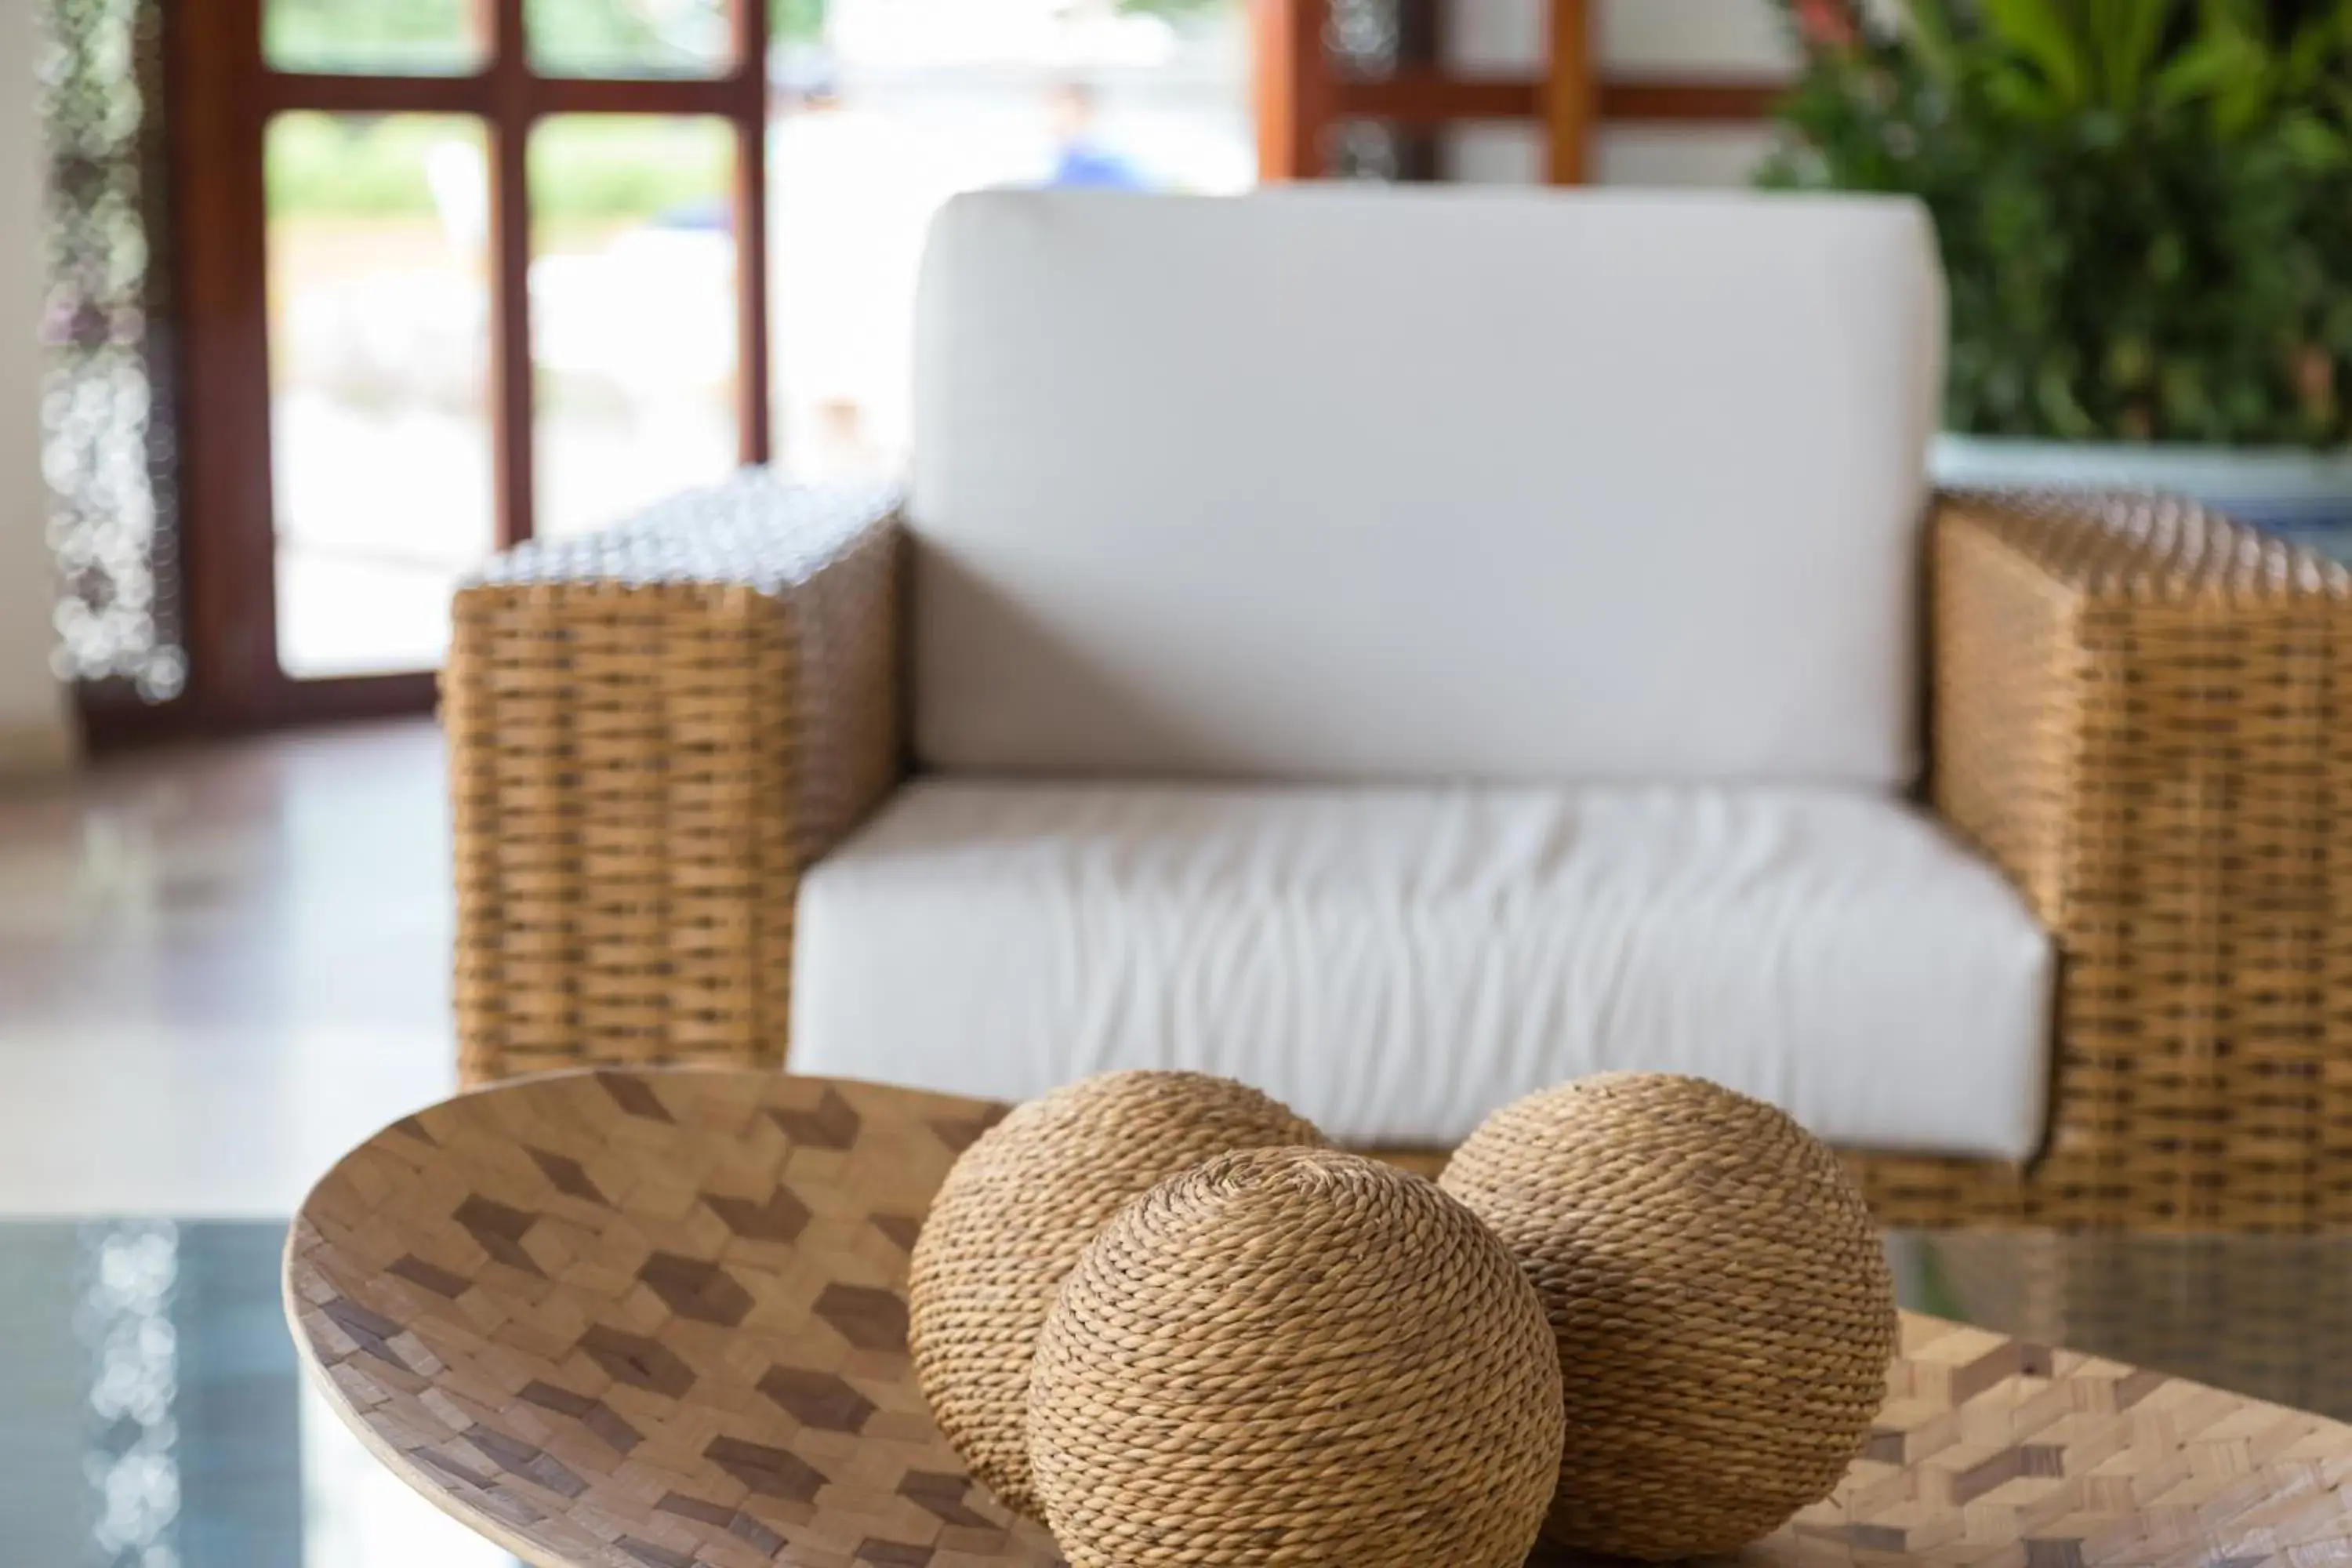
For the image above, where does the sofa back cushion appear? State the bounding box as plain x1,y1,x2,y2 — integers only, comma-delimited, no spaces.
909,186,1945,785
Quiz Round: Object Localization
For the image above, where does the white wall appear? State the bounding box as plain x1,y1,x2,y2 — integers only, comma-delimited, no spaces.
0,0,69,776
1443,0,1792,187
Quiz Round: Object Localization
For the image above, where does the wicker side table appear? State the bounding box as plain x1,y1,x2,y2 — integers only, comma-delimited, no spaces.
288,1070,2352,1568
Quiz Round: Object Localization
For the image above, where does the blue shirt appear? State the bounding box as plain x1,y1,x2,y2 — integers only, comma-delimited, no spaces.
1049,143,1151,191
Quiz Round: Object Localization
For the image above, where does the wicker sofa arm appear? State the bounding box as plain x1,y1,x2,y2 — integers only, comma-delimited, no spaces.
446,474,906,1087
1893,489,2352,1227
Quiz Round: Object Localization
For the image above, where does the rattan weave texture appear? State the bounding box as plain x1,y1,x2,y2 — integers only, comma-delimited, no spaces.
1849,492,2352,1230
906,1070,1325,1518
288,1069,2352,1568
1027,1146,1562,1568
1443,1073,1897,1560
446,475,903,1087
444,485,2352,1229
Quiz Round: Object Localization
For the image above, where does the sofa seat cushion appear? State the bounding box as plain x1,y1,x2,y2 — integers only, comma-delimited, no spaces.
789,781,2053,1158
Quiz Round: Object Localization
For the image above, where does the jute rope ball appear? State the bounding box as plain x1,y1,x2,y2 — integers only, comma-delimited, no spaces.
1027,1147,1565,1568
906,1070,1325,1517
1440,1072,1897,1562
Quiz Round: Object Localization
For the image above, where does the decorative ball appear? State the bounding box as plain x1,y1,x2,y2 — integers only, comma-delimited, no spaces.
907,1070,1325,1516
1440,1073,1896,1562
1027,1147,1564,1568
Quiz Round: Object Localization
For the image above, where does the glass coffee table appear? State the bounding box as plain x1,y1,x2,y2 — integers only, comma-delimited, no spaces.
8,1174,2351,1560
1893,1229,2352,1427
0,1219,515,1566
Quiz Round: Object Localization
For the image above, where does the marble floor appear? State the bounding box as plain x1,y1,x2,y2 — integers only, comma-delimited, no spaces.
0,720,519,1561
0,718,458,1217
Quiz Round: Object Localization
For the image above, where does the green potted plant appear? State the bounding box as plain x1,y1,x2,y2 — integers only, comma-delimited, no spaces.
1762,0,2352,551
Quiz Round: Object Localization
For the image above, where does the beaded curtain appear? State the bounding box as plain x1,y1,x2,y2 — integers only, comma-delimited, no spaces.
38,0,183,702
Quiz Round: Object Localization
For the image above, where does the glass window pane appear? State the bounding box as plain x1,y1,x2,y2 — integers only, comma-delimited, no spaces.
528,0,731,78
531,116,739,538
267,114,495,678
768,3,1252,478
264,0,485,75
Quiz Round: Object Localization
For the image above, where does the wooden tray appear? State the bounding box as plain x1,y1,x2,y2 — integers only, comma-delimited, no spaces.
287,1070,2352,1566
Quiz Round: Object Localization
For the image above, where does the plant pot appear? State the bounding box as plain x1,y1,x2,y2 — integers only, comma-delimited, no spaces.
1933,435,2352,564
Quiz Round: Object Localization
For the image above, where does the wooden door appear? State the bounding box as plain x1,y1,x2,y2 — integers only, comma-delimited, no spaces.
159,0,771,730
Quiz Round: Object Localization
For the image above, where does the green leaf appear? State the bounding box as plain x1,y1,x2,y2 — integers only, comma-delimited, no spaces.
1759,0,2352,445
2281,3,2352,92
1904,0,1964,84
2038,356,2098,437
2149,34,2258,110
2106,335,2155,389
2101,0,2177,111
1983,0,2092,110
2281,113,2350,169
1985,61,2068,118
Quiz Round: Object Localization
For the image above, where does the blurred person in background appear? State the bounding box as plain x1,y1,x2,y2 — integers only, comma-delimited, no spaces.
1044,79,1153,190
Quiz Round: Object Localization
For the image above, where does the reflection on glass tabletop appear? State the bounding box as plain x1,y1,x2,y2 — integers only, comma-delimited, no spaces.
0,1221,518,1568
2,1220,2346,1563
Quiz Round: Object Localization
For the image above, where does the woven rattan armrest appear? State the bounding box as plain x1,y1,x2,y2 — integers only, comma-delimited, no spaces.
1853,490,2352,1229
445,474,905,1087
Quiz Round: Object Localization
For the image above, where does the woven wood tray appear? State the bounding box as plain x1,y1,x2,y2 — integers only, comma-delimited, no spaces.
286,1070,2352,1567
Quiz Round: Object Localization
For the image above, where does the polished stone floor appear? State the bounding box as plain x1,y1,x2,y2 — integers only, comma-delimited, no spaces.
0,724,510,1559
0,720,457,1216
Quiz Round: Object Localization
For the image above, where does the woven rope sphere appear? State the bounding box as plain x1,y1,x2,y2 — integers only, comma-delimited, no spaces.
1440,1073,1896,1562
907,1070,1325,1517
1027,1147,1565,1568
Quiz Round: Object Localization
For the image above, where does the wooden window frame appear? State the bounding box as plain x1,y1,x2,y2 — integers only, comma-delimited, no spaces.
1254,0,1788,184
140,0,771,736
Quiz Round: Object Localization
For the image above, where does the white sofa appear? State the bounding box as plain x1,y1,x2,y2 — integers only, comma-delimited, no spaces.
456,183,2352,1228
775,187,2053,1159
